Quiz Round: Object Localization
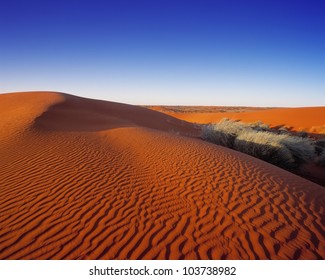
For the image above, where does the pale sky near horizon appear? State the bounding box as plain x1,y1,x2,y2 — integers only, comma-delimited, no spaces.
1,0,324,106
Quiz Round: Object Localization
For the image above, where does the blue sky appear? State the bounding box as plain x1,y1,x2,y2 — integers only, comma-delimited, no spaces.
1,0,324,106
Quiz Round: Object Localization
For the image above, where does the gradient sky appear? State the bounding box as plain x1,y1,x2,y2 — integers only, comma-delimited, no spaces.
1,0,324,106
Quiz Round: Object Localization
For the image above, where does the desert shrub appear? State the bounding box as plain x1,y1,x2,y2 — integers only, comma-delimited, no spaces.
296,131,308,138
212,118,246,135
278,126,290,135
315,150,325,166
280,136,315,164
248,121,270,131
201,119,316,169
234,131,295,168
201,119,248,148
201,124,236,147
315,138,325,148
315,139,325,156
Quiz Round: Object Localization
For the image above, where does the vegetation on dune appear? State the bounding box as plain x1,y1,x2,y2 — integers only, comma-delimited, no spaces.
315,139,325,167
316,151,325,167
201,119,319,169
234,131,296,168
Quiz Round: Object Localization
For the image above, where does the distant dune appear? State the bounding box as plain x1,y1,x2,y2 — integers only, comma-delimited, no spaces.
0,92,324,259
152,107,325,134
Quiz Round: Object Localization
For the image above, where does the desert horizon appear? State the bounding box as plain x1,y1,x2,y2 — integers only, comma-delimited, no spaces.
0,91,324,260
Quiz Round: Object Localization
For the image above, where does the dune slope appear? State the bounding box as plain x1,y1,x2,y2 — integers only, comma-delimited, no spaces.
0,92,324,259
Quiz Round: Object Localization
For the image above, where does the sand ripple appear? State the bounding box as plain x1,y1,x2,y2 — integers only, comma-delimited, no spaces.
0,92,324,259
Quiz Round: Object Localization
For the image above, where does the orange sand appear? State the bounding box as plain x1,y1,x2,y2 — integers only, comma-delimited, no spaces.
0,92,324,259
164,107,325,134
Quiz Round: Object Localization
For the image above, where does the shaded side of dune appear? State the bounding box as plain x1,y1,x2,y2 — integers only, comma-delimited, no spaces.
32,93,199,137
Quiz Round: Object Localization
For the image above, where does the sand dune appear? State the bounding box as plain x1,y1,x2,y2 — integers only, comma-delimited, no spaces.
0,92,324,259
160,107,325,134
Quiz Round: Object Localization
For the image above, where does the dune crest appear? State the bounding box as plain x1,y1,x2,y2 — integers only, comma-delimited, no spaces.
32,92,198,136
0,92,324,259
0,92,64,143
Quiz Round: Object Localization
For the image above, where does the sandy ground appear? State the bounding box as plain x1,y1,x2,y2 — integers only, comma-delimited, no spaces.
0,92,324,259
152,107,325,134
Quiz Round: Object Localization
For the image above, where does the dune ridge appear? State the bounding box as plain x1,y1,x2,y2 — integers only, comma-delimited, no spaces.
0,92,324,259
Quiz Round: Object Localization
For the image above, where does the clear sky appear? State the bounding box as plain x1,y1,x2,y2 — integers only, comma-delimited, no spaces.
1,0,324,106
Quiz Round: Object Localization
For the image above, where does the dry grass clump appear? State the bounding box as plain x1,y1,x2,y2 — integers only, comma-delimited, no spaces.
281,136,314,163
315,138,325,148
201,126,235,147
201,118,244,147
316,151,325,166
234,131,295,168
201,119,316,169
315,139,325,166
248,120,270,131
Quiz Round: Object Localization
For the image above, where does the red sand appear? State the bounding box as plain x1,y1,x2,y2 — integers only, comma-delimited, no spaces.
163,107,325,134
0,92,324,259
